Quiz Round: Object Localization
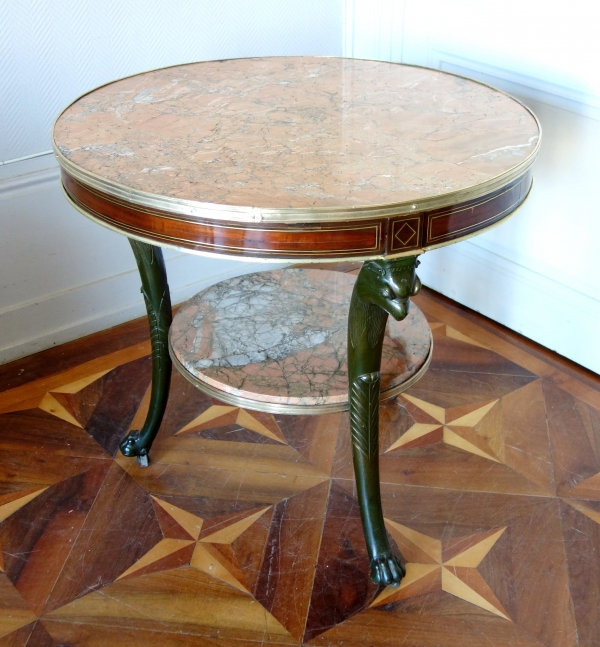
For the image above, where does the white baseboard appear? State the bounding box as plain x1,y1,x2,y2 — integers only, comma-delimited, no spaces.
0,253,284,365
419,241,600,374
0,165,60,200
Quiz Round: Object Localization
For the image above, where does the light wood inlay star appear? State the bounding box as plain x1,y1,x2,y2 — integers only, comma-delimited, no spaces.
176,405,287,443
565,500,600,525
118,496,272,595
387,394,500,461
0,489,48,526
0,344,150,416
2,367,112,427
372,520,510,620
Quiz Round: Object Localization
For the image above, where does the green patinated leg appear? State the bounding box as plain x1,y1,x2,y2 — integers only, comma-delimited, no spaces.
120,239,172,467
347,256,421,586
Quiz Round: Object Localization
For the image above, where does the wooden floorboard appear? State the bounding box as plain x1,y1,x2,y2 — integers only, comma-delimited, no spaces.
0,279,597,646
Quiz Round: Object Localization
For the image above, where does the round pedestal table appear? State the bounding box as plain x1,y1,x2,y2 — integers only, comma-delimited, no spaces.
53,56,540,586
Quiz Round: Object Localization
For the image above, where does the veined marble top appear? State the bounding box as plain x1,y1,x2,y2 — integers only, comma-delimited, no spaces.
169,268,431,411
53,57,539,212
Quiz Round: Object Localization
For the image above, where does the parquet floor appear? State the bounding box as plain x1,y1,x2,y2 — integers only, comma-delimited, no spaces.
0,280,599,646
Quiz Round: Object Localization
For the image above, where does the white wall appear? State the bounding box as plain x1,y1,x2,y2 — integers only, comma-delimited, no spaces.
0,0,342,364
2,0,598,373
344,0,600,373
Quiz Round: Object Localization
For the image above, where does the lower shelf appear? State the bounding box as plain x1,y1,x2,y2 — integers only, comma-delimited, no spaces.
169,268,432,414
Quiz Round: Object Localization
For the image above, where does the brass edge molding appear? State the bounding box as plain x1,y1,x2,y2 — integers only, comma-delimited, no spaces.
168,331,432,416
54,150,537,225
52,58,541,226
381,338,433,401
61,179,530,264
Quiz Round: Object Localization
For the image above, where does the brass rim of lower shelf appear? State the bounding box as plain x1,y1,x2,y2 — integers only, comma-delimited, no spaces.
168,332,433,416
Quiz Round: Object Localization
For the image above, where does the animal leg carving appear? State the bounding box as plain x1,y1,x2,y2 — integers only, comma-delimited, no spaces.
347,256,421,585
120,240,172,467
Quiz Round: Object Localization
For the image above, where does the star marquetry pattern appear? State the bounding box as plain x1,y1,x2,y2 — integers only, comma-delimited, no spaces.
436,324,490,349
176,405,286,443
372,520,510,620
21,370,112,427
117,496,272,594
388,393,501,462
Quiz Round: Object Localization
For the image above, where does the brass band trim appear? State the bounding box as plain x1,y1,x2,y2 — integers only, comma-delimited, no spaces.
426,173,529,243
52,57,541,226
65,185,383,257
168,332,433,416
61,178,531,263
61,182,411,263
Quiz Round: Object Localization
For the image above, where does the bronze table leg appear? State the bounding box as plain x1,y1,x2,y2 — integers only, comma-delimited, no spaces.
120,239,172,467
347,256,421,586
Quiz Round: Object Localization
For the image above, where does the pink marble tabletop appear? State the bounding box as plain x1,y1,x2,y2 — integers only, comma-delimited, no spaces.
53,57,539,211
169,268,431,409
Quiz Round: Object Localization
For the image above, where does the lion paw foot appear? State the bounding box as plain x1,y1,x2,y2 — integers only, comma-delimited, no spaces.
369,552,405,587
119,431,150,465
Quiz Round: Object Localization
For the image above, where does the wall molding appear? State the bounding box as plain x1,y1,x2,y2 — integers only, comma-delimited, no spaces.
341,0,600,374
419,241,600,374
0,253,282,365
0,150,54,167
433,51,600,122
0,165,60,200
342,0,354,57
343,0,600,122
0,148,287,366
342,0,404,61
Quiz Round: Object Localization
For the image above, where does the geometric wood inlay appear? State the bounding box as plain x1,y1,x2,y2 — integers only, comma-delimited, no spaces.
391,217,421,252
120,498,273,595
0,283,595,647
177,405,286,444
373,521,509,620
565,499,600,525
386,395,499,461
